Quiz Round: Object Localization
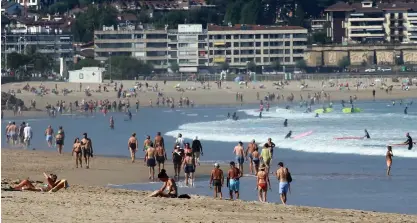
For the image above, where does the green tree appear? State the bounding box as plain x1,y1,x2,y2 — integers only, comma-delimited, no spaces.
108,56,153,79
247,61,256,72
74,58,101,70
6,52,30,70
271,60,281,73
338,56,350,69
224,0,242,25
311,31,330,44
219,62,229,71
288,3,306,26
72,5,118,42
240,0,262,24
296,59,307,69
169,62,180,73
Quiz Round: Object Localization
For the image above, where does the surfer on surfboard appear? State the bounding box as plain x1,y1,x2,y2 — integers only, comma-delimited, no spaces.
285,131,292,139
364,129,370,139
404,133,415,150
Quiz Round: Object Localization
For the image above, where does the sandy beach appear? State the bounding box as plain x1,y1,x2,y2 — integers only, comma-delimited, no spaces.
2,149,417,222
2,78,416,118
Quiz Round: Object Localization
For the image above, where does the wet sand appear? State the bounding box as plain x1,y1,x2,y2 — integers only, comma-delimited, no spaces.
2,149,417,222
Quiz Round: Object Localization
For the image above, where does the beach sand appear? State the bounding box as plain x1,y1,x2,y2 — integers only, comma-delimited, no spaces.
2,149,417,222
2,78,416,118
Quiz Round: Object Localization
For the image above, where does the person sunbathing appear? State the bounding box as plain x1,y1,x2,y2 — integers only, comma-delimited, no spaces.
10,173,68,192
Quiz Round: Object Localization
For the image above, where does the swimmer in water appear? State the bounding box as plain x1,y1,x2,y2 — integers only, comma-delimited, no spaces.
109,116,114,129
315,113,319,117
350,104,354,113
404,106,408,115
126,109,132,120
285,131,292,139
404,133,415,150
283,119,288,127
364,129,370,139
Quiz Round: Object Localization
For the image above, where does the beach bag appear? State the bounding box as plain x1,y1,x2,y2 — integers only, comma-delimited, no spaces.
287,169,293,183
178,194,191,199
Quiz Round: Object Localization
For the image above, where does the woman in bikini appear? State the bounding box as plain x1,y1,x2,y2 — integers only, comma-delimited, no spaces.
386,146,394,176
12,173,59,192
182,153,195,186
172,145,183,181
149,169,178,198
72,138,82,168
256,164,271,202
155,142,167,173
56,128,64,154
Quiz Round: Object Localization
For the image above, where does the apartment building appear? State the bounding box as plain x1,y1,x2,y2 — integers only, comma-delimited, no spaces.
1,17,74,61
207,24,307,67
94,24,208,71
326,0,417,44
94,24,307,71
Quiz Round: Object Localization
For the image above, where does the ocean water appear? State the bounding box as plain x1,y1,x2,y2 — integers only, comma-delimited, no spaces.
2,100,417,214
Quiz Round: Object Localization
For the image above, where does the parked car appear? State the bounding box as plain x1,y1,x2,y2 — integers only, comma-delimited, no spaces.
380,67,392,72
365,68,376,72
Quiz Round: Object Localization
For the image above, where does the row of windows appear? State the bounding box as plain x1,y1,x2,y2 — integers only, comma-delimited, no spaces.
209,33,306,40
209,57,296,64
96,33,307,40
210,49,299,55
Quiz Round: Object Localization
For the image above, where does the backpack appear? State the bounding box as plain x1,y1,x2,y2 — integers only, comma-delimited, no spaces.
286,168,293,183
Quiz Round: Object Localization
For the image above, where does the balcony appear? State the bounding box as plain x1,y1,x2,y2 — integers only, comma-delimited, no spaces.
350,25,383,30
348,17,385,22
213,57,226,63
213,41,226,47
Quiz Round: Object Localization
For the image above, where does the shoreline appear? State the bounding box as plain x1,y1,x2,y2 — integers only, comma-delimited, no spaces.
2,149,417,222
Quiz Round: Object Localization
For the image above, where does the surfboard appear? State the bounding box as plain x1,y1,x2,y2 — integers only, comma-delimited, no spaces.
314,108,334,114
389,144,407,146
334,136,363,140
342,108,362,113
292,131,313,139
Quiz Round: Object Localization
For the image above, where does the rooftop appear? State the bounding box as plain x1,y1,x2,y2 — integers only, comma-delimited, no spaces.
325,1,417,12
207,24,306,31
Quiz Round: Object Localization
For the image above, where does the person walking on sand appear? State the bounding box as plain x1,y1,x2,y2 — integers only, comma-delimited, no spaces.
128,133,138,163
386,146,394,176
7,122,18,145
145,143,157,180
227,161,241,200
176,133,184,147
81,133,93,169
233,141,245,176
209,163,224,199
72,138,82,168
23,123,33,149
192,136,203,165
276,162,291,205
260,143,272,173
256,164,271,202
154,132,165,150
245,139,257,174
182,152,195,186
252,147,261,175
155,142,167,173
172,145,183,181
45,125,54,147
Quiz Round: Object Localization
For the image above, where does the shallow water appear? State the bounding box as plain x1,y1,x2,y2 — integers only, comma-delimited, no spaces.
2,99,417,214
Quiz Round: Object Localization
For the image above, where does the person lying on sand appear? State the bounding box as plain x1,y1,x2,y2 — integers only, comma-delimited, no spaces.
5,173,69,192
148,169,178,198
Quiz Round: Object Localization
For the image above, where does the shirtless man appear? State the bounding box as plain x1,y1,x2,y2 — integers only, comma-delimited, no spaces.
5,122,11,144
267,138,276,158
155,142,167,173
145,144,157,180
256,164,271,202
81,133,93,169
252,147,261,175
7,122,18,145
276,162,291,205
182,152,195,186
209,163,224,199
128,133,138,163
45,125,54,147
154,132,165,150
233,141,245,176
227,161,241,200
245,139,257,174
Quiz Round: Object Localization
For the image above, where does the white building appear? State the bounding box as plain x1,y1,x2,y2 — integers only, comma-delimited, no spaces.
68,67,104,83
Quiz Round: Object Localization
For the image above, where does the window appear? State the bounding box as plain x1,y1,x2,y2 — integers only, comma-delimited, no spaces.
263,42,269,47
263,34,269,38
255,34,261,39
255,42,261,47
263,49,269,54
255,49,261,55
233,50,239,55
234,42,239,47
